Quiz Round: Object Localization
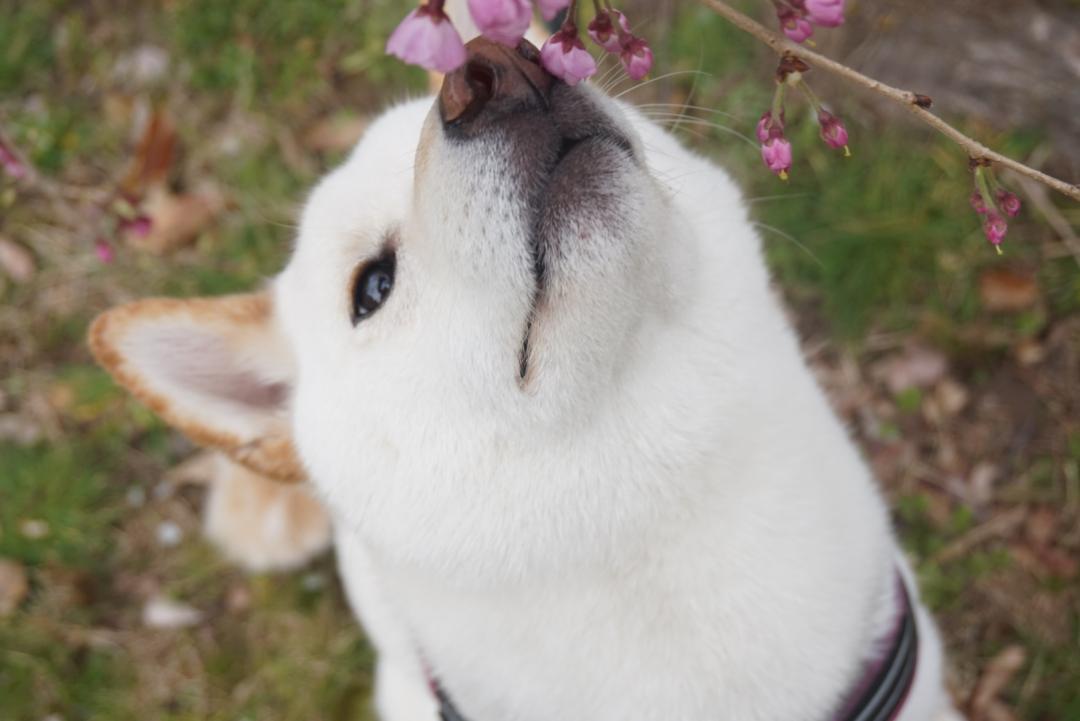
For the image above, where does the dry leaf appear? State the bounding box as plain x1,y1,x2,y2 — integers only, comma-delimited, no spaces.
143,596,202,629
968,645,1026,720
875,345,948,394
120,108,177,196
0,236,35,283
0,558,28,616
303,114,369,153
127,186,225,254
979,268,1039,313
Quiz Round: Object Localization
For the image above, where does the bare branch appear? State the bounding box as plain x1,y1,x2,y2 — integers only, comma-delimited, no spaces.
699,0,1080,204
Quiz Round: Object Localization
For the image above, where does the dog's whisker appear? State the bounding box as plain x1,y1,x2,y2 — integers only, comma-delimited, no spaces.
746,193,813,205
638,115,759,150
612,70,714,100
752,221,824,268
635,103,744,123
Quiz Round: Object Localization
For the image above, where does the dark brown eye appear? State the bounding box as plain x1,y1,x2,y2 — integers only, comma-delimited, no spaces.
351,254,395,325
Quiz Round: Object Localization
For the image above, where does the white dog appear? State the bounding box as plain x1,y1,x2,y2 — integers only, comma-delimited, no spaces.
90,27,963,721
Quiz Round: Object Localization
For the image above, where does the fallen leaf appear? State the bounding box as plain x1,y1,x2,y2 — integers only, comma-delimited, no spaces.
225,582,252,613
875,345,948,394
968,645,1026,720
156,521,183,548
1014,338,1045,366
0,236,34,282
303,114,369,153
143,596,202,629
0,413,44,446
126,186,225,254
121,108,177,196
979,268,1039,313
967,462,998,508
1025,506,1058,549
935,378,970,416
19,519,49,539
0,558,28,616
111,45,170,87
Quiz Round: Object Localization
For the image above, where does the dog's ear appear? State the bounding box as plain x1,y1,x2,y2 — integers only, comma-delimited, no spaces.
89,292,304,483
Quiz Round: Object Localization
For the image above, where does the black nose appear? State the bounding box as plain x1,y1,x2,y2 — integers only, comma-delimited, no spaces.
439,37,552,131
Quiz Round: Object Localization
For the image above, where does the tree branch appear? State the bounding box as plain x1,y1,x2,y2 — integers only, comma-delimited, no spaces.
699,0,1080,204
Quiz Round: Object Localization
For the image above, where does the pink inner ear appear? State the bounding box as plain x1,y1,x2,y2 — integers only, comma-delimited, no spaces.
133,324,288,412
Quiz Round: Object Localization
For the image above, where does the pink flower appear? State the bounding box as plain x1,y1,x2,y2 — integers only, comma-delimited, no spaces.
121,215,154,238
588,10,631,53
467,0,532,47
386,5,467,73
805,0,845,28
983,212,1008,249
95,239,115,263
762,137,793,179
540,28,598,86
817,110,849,151
0,138,27,180
996,189,1022,218
536,0,571,22
620,37,653,81
778,8,814,43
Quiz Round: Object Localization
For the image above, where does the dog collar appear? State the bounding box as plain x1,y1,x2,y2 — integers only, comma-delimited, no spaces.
425,575,919,721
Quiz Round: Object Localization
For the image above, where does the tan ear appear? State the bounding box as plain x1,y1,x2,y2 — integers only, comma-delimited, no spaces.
89,292,305,483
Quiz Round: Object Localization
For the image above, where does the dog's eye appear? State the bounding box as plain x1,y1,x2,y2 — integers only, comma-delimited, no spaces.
351,254,395,325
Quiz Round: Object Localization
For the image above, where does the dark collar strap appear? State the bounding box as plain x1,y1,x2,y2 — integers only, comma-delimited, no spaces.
831,574,919,721
427,573,919,721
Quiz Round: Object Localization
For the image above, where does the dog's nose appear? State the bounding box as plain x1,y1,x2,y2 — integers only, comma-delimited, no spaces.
440,37,552,128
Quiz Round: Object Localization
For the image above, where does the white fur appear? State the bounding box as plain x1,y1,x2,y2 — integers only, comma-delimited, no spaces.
265,91,962,721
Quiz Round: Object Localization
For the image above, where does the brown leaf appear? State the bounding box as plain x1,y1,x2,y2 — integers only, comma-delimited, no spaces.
0,236,35,283
0,558,29,616
120,108,177,196
968,645,1026,720
126,186,225,254
979,268,1039,313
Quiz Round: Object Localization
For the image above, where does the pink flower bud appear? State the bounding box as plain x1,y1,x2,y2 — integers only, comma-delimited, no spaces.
0,138,27,180
817,110,849,151
540,28,598,86
761,137,793,179
536,0,571,22
620,37,653,81
467,0,532,47
756,111,784,144
804,0,845,28
386,5,467,73
778,8,814,43
996,189,1022,218
983,212,1008,248
95,239,115,263
588,10,631,53
970,191,989,216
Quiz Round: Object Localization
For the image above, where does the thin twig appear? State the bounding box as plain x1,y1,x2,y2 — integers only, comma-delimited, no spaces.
699,0,1080,204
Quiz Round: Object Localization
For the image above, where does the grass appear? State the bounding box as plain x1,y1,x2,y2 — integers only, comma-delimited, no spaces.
2,1,1078,719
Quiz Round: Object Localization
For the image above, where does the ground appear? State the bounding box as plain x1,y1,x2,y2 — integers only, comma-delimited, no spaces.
1,2,1078,720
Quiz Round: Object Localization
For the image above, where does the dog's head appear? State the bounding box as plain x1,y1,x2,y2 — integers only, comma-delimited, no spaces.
92,38,759,579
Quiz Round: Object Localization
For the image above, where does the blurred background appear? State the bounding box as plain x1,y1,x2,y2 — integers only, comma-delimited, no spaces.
1,0,1078,719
